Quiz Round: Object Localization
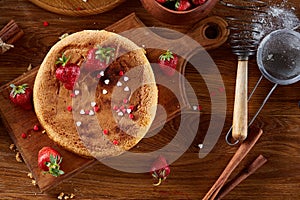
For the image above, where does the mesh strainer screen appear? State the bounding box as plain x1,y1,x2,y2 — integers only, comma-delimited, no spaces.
257,29,300,85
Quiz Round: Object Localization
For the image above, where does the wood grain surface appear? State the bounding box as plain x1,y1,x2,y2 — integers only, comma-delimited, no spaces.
0,0,300,199
0,12,228,193
28,0,126,16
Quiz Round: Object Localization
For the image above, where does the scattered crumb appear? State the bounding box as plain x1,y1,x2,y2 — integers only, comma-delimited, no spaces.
42,130,46,134
57,192,75,199
27,64,32,71
15,152,23,163
9,144,16,151
31,179,37,186
27,172,37,187
27,172,33,179
57,192,64,200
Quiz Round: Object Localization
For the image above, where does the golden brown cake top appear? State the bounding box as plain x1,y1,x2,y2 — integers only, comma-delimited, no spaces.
33,30,158,158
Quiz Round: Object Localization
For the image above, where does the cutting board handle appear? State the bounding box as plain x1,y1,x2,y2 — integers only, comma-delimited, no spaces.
187,16,229,50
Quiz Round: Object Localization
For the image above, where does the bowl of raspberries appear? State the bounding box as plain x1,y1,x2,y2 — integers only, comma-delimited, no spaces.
140,0,218,25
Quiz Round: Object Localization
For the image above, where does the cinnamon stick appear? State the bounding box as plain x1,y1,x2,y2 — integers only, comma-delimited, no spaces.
202,128,263,200
0,20,24,54
216,154,268,200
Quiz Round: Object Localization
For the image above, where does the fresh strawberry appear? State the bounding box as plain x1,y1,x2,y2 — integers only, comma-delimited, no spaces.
158,50,178,76
38,147,64,177
9,84,33,110
150,155,170,186
175,0,191,11
55,53,80,90
84,46,115,72
191,0,206,5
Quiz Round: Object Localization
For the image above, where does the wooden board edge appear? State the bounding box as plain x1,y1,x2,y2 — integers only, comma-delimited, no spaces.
27,0,126,16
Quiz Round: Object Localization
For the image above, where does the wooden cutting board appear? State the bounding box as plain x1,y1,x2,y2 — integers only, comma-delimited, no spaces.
27,0,126,16
0,13,229,192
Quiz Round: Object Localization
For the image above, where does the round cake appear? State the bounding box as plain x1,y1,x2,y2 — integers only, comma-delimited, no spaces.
33,30,158,158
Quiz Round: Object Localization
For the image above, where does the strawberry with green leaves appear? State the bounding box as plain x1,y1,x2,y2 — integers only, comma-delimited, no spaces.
55,53,80,90
175,0,191,11
9,84,33,110
158,50,178,76
84,45,115,72
150,155,170,186
38,147,64,177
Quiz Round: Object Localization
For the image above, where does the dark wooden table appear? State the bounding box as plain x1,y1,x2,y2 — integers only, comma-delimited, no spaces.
1,0,300,199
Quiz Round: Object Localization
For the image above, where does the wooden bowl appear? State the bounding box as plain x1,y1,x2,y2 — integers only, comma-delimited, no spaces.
140,0,219,25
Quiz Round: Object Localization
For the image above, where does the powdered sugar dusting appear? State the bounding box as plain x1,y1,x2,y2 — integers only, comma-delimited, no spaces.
254,2,300,41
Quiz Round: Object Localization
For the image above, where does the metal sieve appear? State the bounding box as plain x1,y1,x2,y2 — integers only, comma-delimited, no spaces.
257,29,300,85
226,29,300,145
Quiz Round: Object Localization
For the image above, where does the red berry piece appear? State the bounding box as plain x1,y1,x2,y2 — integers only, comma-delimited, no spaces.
103,129,109,135
218,87,225,93
33,125,39,131
129,114,134,119
113,139,119,145
43,21,49,27
119,71,124,76
93,106,99,112
70,93,75,98
113,105,118,111
129,105,135,111
123,99,128,104
67,106,72,112
21,133,27,139
198,105,203,111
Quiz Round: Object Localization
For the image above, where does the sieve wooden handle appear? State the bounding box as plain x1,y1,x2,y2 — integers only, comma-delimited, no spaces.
232,60,248,141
